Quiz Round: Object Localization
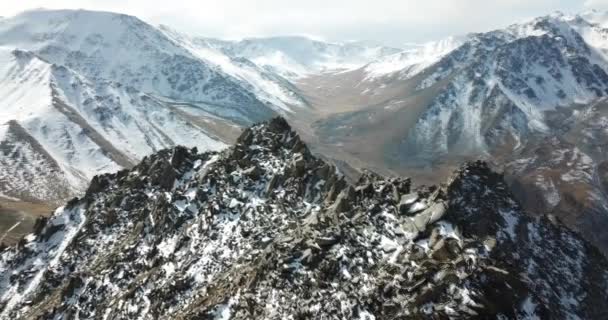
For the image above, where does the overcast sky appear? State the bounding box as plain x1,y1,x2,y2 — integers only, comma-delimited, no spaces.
1,1,608,46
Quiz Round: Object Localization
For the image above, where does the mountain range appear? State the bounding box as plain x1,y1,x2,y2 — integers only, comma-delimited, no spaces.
3,7,608,318
300,10,608,256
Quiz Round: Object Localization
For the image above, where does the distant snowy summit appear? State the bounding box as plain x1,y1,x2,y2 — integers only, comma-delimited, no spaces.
202,35,402,79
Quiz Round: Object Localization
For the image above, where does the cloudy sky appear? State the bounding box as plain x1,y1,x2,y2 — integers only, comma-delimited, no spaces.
1,0,607,46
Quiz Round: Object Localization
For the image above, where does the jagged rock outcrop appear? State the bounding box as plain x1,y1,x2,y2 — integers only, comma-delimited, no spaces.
1,117,607,319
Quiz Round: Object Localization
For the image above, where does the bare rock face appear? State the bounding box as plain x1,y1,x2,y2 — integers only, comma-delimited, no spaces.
398,192,419,215
1,118,607,319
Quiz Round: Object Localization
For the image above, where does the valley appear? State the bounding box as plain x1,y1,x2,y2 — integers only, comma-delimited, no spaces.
3,9,608,258
0,198,53,246
2,6,608,318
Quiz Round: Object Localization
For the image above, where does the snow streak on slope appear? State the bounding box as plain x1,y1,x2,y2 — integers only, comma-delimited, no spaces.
0,47,113,197
400,12,608,158
49,65,227,163
308,11,608,258
580,9,608,28
158,27,305,112
320,12,608,162
0,120,78,201
364,36,465,79
0,48,52,120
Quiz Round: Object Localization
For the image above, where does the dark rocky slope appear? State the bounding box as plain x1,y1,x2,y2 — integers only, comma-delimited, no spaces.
1,118,607,319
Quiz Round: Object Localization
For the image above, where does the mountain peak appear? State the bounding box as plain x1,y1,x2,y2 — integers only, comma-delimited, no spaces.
235,116,310,157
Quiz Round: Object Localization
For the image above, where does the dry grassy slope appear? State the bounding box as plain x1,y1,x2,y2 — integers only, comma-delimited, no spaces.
0,198,54,246
291,64,471,185
500,100,608,255
167,104,244,144
295,64,441,116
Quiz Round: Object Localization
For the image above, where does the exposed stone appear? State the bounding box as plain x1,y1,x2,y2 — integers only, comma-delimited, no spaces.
86,175,109,196
409,245,427,261
236,128,253,145
61,276,84,299
484,237,497,251
412,201,448,232
66,197,81,208
32,217,49,236
285,154,307,178
331,186,355,213
314,163,333,181
265,174,282,196
170,146,190,169
267,117,292,133
398,193,419,215
428,227,442,249
153,162,177,190
431,238,461,262
325,177,347,204
242,166,262,180
231,146,246,160
355,183,375,198
315,236,340,247
291,137,308,155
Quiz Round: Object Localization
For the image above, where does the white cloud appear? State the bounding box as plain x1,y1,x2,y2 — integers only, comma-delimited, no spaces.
585,0,608,10
0,0,589,46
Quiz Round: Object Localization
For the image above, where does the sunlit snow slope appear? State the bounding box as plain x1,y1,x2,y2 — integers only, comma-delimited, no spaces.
207,36,401,79
0,9,306,203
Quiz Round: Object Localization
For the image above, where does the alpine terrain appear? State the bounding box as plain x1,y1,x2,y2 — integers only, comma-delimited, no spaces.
1,118,607,319
2,6,608,319
295,11,608,256
0,9,309,205
0,9,398,245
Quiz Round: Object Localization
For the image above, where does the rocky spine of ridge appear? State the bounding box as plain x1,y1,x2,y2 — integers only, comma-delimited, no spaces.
1,117,607,319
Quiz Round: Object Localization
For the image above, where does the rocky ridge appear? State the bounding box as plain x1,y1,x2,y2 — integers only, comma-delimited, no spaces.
0,118,607,319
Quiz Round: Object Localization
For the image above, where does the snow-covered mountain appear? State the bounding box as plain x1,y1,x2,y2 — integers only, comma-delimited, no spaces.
2,118,607,319
397,12,608,158
311,11,608,157
304,12,608,256
205,36,401,79
363,36,465,79
0,10,305,118
314,11,608,155
0,9,306,203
